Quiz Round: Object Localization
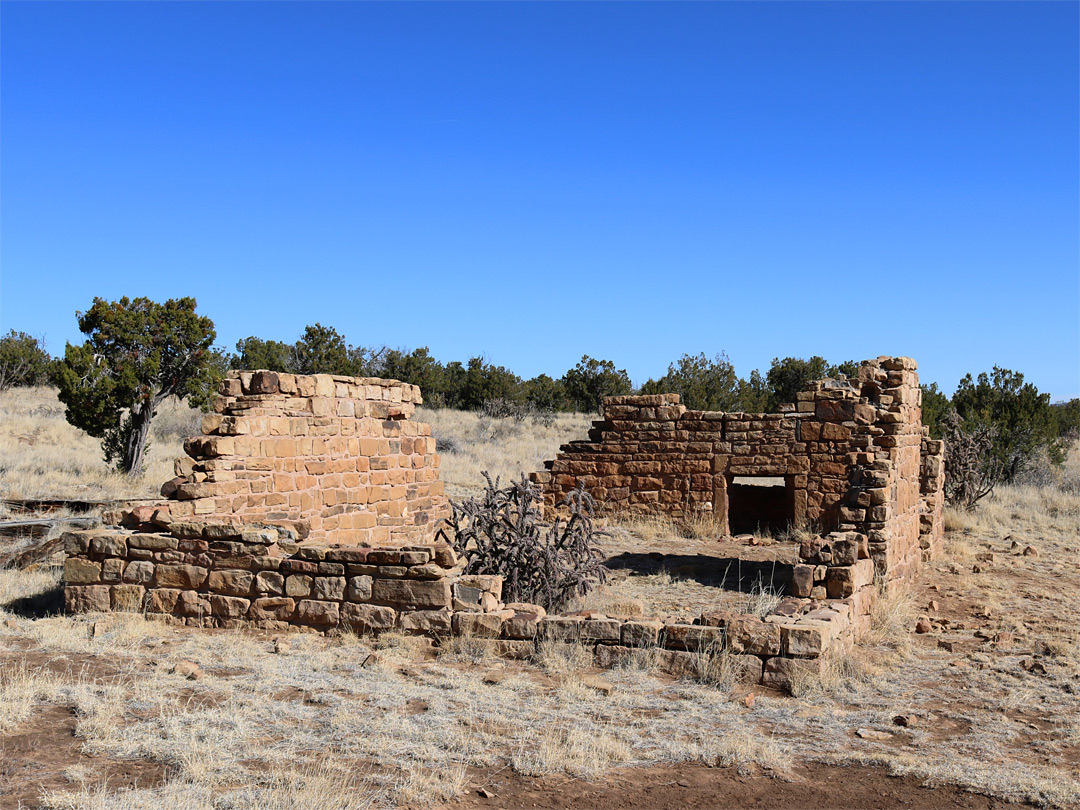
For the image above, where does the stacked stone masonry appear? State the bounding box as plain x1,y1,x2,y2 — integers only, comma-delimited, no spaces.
532,357,947,591
63,518,869,690
61,364,946,690
158,370,450,547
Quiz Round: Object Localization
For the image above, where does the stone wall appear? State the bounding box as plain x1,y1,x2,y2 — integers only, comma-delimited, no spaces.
59,364,944,690
532,357,946,589
155,370,449,547
63,520,869,691
63,521,502,634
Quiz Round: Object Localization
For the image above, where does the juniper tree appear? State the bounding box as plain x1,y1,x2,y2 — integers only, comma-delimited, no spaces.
53,296,220,476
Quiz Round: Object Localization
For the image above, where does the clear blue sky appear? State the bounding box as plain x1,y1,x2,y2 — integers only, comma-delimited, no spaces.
2,2,1077,399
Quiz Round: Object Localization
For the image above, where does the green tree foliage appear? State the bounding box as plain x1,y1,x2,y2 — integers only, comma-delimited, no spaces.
0,330,52,390
1051,399,1080,441
232,327,383,378
920,382,953,439
952,367,1062,480
53,297,220,476
735,369,770,413
765,355,830,409
763,356,860,411
291,323,352,375
640,352,740,411
561,355,633,413
232,336,293,372
441,361,467,409
522,374,568,412
381,347,448,404
461,357,522,411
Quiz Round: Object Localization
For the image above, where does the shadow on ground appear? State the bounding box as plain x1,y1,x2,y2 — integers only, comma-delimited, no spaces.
604,552,795,594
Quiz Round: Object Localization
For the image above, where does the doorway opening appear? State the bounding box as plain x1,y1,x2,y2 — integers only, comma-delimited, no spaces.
726,475,795,536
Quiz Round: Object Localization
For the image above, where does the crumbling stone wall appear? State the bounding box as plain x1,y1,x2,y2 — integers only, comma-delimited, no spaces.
63,521,503,634
63,519,864,690
532,357,946,590
157,370,449,546
59,365,944,690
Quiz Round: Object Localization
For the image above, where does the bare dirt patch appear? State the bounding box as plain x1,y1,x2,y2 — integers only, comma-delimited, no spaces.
449,762,1023,810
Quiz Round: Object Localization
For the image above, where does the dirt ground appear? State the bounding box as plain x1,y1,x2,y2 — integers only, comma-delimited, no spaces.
449,762,1024,810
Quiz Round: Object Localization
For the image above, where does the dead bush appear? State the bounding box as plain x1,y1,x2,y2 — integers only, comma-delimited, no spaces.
437,473,608,612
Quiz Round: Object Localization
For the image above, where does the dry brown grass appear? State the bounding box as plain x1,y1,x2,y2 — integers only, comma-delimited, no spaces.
0,386,200,501
2,405,1080,807
416,406,591,497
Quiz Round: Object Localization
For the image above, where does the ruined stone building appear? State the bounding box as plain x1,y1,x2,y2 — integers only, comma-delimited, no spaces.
60,360,947,689
531,357,945,590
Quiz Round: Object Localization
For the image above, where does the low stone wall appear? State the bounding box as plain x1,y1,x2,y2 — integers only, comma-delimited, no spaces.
62,521,500,634
63,519,874,690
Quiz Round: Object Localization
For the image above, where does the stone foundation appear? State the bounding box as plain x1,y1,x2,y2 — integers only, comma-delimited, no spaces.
63,519,869,691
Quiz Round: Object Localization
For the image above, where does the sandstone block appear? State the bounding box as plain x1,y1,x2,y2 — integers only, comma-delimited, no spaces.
62,531,93,555
580,618,622,642
826,567,855,598
663,623,726,652
431,544,457,567
341,603,397,633
313,576,346,601
762,656,825,693
494,640,536,660
399,608,451,633
781,624,830,658
147,588,182,614
726,616,780,656
503,610,544,639
452,611,504,638
210,594,251,619
155,564,208,589
248,597,296,621
122,560,155,585
621,619,663,647
285,574,313,598
538,615,583,641
407,563,447,580
65,558,102,585
110,584,146,612
372,578,451,610
297,599,339,627
254,571,285,595
831,536,859,566
101,558,124,582
324,548,371,563
176,590,211,618
65,585,111,613
208,570,254,597
791,564,814,597
249,370,279,394
656,649,707,678
346,575,373,602
90,534,127,558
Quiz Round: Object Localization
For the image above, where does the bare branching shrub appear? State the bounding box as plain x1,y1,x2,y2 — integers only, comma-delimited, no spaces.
437,473,608,611
479,398,556,427
943,411,1003,509
1014,446,1067,490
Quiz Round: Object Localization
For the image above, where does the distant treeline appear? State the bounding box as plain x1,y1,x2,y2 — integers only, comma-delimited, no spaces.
5,300,1076,496
228,323,864,414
